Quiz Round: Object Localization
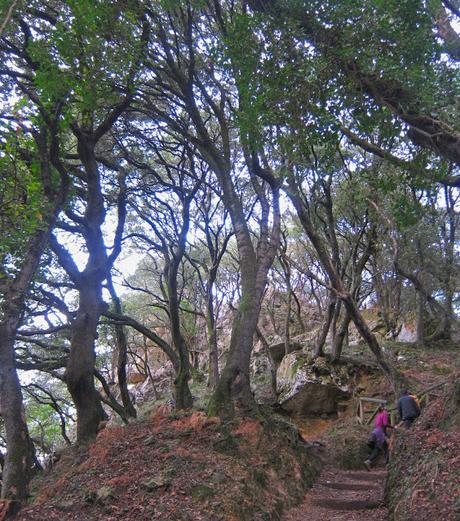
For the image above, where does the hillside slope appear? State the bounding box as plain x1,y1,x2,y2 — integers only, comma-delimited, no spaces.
386,373,460,521
14,409,320,521
8,342,459,521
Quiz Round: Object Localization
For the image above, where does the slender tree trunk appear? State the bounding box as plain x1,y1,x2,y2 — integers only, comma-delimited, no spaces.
413,236,427,347
206,286,220,390
115,325,136,418
292,290,306,333
442,286,453,340
284,287,293,354
331,299,341,343
341,295,402,384
280,252,294,355
314,293,336,357
107,277,136,419
438,185,457,341
168,262,193,409
372,263,394,333
416,291,426,347
394,274,402,320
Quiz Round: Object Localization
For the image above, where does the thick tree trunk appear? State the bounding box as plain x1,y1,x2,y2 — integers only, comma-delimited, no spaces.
164,44,281,415
66,283,107,443
207,171,280,417
331,310,351,362
0,329,35,508
174,367,193,410
208,285,261,418
54,133,125,443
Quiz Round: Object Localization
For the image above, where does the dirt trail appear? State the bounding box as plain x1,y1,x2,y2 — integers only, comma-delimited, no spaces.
283,466,388,520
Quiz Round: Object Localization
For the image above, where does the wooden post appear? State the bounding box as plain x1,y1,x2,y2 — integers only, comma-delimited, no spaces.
367,405,380,425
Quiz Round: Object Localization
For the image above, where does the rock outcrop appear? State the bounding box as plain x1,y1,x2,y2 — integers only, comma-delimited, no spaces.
276,352,355,416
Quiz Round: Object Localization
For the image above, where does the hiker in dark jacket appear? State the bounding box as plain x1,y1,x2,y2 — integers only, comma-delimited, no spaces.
364,426,389,470
397,389,420,429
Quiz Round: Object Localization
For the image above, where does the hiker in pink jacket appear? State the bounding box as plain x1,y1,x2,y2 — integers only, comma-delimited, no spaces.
374,403,392,434
364,426,389,470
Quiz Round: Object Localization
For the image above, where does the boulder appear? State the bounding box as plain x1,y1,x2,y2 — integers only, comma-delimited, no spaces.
396,323,417,343
269,341,303,365
277,352,352,416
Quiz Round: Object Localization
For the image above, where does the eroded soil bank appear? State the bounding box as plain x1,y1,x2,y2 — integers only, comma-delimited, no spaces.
14,410,321,521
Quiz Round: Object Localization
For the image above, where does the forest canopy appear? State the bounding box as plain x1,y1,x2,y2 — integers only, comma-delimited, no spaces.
0,0,459,508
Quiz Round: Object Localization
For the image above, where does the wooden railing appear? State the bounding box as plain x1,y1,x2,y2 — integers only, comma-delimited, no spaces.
356,379,450,425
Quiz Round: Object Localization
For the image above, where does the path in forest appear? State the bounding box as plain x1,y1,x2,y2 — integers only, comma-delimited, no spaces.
283,466,388,520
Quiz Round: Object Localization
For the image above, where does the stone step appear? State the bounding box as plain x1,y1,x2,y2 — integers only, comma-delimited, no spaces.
343,470,387,481
319,481,381,491
311,498,383,511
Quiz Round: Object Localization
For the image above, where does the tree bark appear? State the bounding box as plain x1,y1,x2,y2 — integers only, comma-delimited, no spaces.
207,164,281,417
107,276,136,420
146,11,281,416
331,309,351,362
51,135,117,443
206,287,220,390
314,293,336,357
66,281,107,442
208,280,262,417
0,327,35,508
438,185,458,341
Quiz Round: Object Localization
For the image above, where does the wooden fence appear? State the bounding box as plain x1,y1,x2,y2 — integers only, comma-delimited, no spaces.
356,379,450,425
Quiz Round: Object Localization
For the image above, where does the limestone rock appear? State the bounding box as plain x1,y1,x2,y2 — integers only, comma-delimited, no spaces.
276,352,352,416
396,323,417,343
